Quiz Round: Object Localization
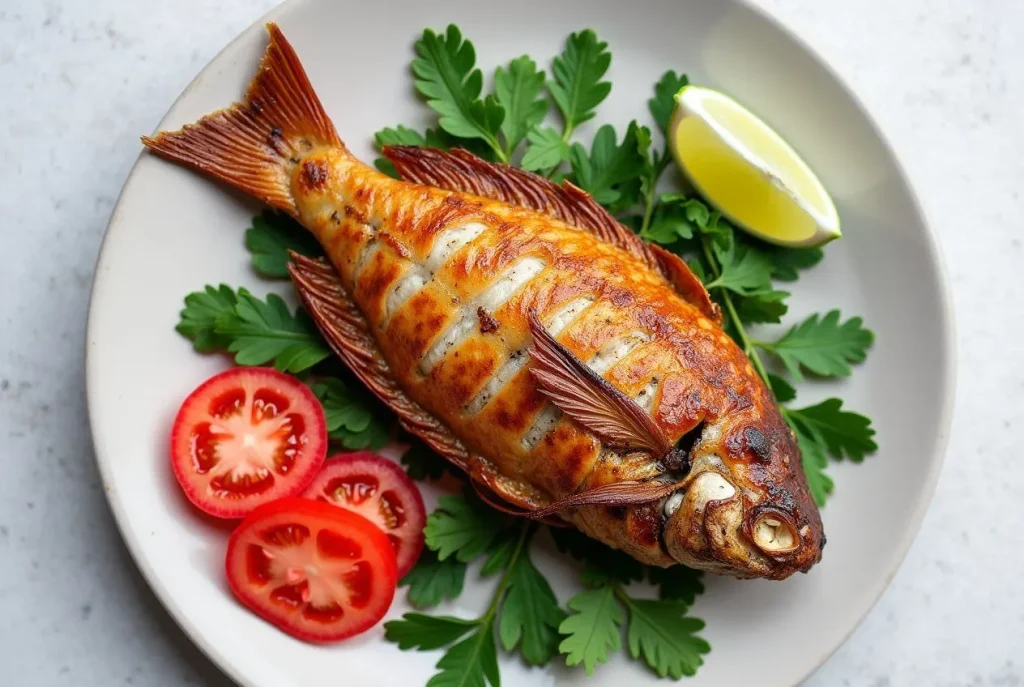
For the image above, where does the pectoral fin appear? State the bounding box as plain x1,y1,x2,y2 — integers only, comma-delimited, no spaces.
523,479,685,519
526,309,672,456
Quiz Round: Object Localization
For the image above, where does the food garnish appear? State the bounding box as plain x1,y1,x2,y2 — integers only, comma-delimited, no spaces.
225,497,398,642
669,85,842,248
302,452,426,577
169,367,327,518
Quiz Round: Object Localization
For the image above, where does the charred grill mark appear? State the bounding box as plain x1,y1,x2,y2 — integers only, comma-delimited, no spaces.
353,237,379,278
744,426,771,462
547,296,595,336
628,502,661,548
358,254,401,304
344,204,368,224
465,350,527,415
418,195,476,243
588,333,649,375
300,158,328,190
426,222,488,271
522,406,562,448
633,377,660,412
477,307,499,334
384,268,428,323
379,232,410,259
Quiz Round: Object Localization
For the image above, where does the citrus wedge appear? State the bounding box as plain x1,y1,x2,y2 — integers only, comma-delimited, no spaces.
668,85,840,248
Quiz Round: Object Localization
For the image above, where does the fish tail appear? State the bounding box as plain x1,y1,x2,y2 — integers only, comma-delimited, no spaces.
141,23,340,214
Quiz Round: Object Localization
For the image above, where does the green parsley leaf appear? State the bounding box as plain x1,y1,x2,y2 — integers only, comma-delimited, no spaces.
548,29,612,131
400,549,468,610
733,289,790,324
310,377,392,449
640,193,709,244
767,373,797,403
412,25,504,155
647,566,705,605
384,613,478,650
177,285,238,352
521,126,570,172
558,586,623,675
788,415,833,506
480,533,519,577
787,398,877,462
499,547,565,665
211,290,331,373
494,56,548,155
649,70,689,133
427,625,500,687
425,494,505,563
624,598,710,679
757,243,825,281
549,527,645,584
706,241,774,296
375,125,429,147
759,310,874,380
400,438,453,480
569,122,649,208
244,211,324,279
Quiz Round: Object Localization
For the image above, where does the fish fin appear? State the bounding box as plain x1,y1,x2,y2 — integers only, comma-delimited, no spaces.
142,23,340,214
527,310,672,455
524,479,684,519
383,146,658,267
650,244,721,323
287,253,471,471
470,478,571,527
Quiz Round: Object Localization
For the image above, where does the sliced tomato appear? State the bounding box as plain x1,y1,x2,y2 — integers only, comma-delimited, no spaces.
302,452,426,577
225,497,397,643
170,367,327,518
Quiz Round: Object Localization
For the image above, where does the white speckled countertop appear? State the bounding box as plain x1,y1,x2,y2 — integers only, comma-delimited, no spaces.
1,0,1021,684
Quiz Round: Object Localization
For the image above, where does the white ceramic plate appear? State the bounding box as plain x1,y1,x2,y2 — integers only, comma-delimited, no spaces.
86,0,955,685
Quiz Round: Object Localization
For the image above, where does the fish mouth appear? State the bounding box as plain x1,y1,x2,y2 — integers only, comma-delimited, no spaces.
661,458,822,580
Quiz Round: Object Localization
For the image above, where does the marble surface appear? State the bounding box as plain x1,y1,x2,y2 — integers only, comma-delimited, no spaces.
0,0,1020,685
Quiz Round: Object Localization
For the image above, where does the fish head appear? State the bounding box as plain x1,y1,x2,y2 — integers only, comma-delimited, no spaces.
661,420,824,580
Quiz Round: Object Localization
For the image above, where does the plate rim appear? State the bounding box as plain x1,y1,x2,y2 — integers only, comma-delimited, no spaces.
85,1,957,685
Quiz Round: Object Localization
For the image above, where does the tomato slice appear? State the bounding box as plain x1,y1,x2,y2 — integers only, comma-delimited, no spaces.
170,367,327,518
225,498,397,643
302,452,426,577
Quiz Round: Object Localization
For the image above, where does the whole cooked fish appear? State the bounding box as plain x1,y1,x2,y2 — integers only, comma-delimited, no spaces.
144,24,824,579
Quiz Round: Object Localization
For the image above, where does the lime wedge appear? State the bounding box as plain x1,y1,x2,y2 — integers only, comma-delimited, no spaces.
668,85,840,248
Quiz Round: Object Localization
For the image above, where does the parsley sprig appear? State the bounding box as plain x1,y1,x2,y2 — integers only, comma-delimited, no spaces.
386,497,565,684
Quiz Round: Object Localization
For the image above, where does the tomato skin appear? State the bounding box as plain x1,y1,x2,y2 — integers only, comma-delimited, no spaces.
170,367,327,519
302,452,426,578
225,497,398,643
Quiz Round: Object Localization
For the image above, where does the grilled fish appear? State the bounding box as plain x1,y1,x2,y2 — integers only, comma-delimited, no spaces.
143,24,824,579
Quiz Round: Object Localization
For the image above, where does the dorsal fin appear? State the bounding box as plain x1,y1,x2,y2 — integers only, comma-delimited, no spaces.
650,244,721,323
382,145,720,323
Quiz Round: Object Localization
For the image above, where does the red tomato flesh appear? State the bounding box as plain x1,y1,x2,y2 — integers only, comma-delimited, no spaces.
303,452,426,578
170,367,327,518
225,498,397,643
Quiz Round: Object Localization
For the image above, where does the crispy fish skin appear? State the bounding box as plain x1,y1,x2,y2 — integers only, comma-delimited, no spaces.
142,24,824,579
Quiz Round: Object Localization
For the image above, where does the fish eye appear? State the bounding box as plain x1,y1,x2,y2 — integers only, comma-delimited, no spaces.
751,512,800,554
